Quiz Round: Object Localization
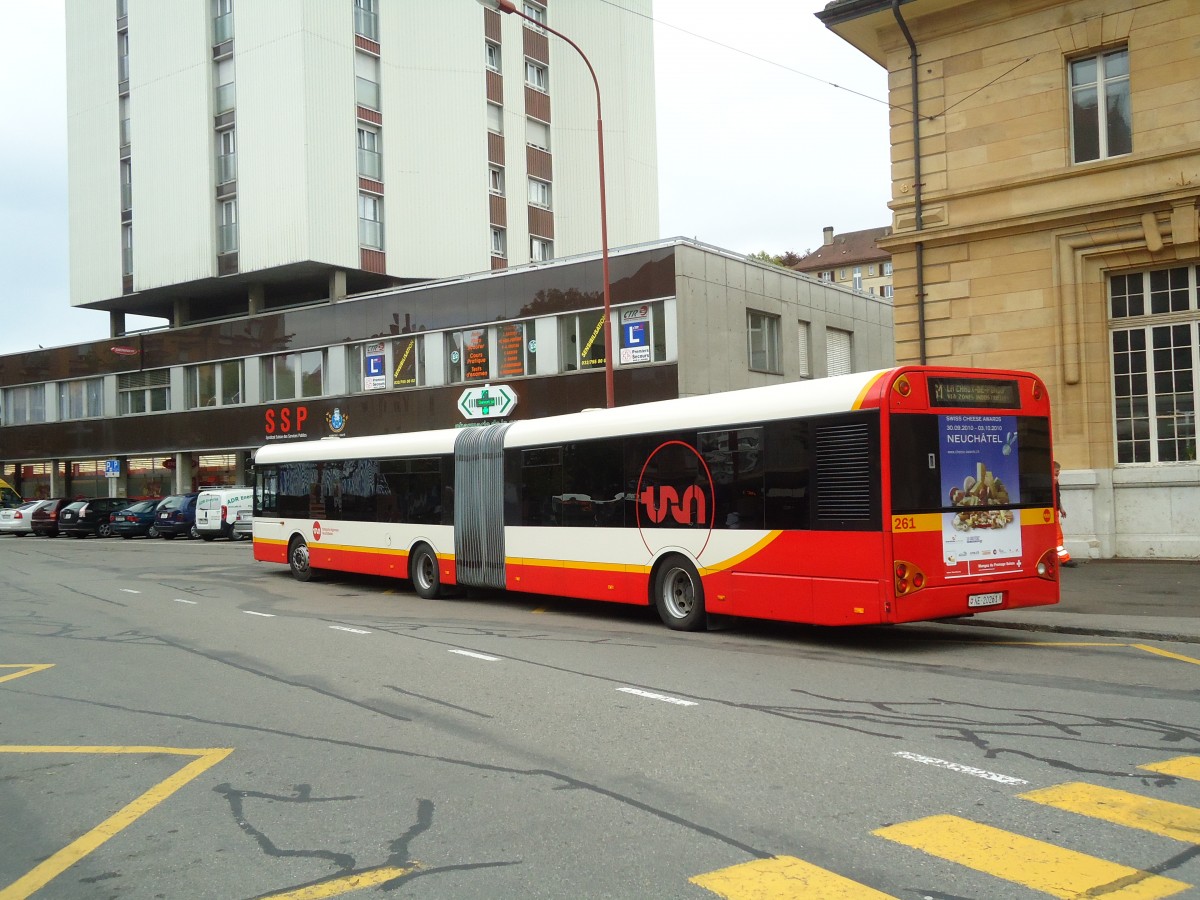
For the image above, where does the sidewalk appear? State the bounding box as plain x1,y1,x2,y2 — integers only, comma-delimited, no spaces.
948,559,1200,643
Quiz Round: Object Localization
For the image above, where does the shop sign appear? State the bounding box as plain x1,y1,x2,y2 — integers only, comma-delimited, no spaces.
457,384,516,420
364,342,386,391
264,405,309,440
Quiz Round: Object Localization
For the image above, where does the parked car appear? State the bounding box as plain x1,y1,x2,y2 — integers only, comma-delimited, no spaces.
232,507,254,541
60,497,128,538
196,487,254,541
110,499,164,539
31,498,74,537
155,492,200,539
0,500,45,537
0,477,23,509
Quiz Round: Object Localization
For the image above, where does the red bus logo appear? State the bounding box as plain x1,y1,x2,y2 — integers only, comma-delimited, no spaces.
312,521,322,541
640,484,707,525
635,440,715,559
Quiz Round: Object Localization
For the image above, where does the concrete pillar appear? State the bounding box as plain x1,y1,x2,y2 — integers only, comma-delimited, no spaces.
173,298,190,328
248,284,265,315
109,311,126,338
175,452,195,494
329,269,347,303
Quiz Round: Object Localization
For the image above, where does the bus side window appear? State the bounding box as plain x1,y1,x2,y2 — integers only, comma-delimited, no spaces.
256,468,278,515
700,428,764,529
561,439,624,527
763,420,811,529
520,447,562,527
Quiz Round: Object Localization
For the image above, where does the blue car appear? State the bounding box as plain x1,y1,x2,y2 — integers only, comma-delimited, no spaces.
111,499,164,539
155,492,200,539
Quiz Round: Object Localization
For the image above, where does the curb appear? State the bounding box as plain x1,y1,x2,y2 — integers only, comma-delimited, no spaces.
945,617,1200,645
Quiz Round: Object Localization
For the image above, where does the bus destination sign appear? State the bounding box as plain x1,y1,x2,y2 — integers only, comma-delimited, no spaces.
928,378,1020,409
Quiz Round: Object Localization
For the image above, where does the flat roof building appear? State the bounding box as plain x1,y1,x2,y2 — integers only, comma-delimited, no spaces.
0,240,894,499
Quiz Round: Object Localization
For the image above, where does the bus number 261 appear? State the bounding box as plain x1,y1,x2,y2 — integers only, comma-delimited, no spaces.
892,515,918,532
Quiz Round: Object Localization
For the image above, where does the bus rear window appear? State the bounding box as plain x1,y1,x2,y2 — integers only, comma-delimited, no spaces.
890,414,1052,513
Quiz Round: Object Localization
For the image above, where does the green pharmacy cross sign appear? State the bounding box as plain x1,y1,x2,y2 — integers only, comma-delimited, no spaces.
457,384,518,420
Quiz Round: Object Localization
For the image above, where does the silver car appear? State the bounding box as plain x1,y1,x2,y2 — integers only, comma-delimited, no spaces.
0,500,46,537
232,507,253,541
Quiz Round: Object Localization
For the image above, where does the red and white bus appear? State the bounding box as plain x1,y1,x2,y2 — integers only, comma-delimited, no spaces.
252,366,1059,629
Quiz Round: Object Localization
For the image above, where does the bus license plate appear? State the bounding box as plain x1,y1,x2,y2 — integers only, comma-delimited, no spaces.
968,592,1004,608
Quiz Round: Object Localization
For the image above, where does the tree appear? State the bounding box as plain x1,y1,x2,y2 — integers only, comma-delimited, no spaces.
749,250,805,268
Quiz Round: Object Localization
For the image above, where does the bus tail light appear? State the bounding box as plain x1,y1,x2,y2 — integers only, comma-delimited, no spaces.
1036,548,1058,581
894,560,925,596
893,375,912,397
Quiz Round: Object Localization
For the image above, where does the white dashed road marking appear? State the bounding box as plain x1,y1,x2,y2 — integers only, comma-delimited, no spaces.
172,599,197,605
244,611,275,618
449,649,500,661
617,687,697,707
330,625,371,635
893,751,1028,785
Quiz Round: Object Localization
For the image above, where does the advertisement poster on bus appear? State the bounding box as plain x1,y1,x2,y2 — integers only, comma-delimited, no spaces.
939,414,1022,577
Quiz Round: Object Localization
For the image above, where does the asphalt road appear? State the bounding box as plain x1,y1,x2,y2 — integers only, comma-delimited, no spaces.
2,534,1199,899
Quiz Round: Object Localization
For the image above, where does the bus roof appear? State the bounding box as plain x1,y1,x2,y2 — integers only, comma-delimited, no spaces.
254,369,893,465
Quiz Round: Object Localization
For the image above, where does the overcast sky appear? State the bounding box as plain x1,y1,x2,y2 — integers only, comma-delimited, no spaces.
0,1,890,356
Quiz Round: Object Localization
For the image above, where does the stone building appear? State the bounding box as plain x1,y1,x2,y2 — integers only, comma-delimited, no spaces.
819,0,1200,558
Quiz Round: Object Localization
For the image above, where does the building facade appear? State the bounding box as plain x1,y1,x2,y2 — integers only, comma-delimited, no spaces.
0,240,894,500
69,0,658,332
819,0,1200,559
792,225,894,302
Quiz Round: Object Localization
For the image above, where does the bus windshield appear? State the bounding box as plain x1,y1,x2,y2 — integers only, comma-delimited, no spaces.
889,414,1053,514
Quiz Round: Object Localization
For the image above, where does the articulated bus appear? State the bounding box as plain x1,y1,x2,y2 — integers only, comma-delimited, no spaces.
252,366,1059,629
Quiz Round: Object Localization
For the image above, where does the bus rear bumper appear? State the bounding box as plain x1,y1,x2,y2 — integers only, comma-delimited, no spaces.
888,578,1059,624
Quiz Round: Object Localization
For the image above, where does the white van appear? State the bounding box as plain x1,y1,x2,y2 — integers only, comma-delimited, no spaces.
195,488,254,541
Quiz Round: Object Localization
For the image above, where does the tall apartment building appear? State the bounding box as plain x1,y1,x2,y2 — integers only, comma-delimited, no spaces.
67,0,659,334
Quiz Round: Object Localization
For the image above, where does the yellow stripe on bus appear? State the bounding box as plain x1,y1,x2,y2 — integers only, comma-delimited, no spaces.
874,815,1190,899
852,371,890,410
1019,782,1200,843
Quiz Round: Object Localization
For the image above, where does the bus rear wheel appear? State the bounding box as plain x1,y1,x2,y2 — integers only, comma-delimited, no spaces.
289,536,316,582
654,555,707,631
409,544,442,599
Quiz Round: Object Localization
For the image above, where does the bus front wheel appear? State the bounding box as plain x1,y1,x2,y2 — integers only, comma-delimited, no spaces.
289,536,316,582
409,544,442,599
654,556,707,631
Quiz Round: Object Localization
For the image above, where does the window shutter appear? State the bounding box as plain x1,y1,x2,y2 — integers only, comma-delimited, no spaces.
827,328,852,376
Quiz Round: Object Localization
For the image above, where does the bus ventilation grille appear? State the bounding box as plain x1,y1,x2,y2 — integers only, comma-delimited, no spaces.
814,422,873,522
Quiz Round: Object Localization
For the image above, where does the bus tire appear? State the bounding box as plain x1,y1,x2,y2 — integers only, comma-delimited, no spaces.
409,544,442,599
289,536,316,583
653,555,707,631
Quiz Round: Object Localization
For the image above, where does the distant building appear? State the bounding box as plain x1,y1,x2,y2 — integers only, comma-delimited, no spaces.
792,226,893,300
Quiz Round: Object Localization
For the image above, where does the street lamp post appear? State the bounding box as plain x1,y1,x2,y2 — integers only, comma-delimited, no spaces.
476,0,615,408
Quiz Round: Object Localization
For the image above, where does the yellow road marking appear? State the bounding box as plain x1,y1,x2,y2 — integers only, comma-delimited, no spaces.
0,746,232,900
1133,644,1200,666
874,814,1190,899
1019,782,1200,843
1141,757,1200,782
691,855,897,899
259,865,418,899
0,664,54,684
